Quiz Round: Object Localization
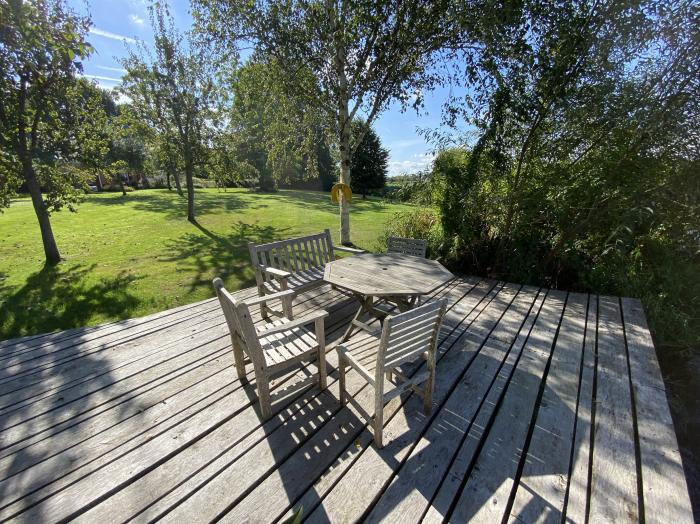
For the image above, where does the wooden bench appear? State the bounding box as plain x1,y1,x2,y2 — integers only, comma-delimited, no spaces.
248,229,363,318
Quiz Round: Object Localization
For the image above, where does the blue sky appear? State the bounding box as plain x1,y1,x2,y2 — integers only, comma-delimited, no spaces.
70,0,461,177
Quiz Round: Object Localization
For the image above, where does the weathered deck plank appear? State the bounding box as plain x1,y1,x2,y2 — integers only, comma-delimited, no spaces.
589,296,639,522
0,276,691,523
507,293,588,522
621,297,693,524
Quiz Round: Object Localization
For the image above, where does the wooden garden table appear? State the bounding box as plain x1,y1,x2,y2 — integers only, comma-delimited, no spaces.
323,253,454,342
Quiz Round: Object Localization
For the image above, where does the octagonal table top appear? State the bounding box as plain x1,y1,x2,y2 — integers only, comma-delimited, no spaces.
323,253,454,297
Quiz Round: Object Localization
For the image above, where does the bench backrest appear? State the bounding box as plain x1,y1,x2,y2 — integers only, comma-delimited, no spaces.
387,237,428,258
249,229,335,275
375,299,447,377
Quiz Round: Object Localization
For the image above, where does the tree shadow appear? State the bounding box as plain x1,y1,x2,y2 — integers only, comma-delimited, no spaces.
260,290,643,523
86,189,262,220
161,220,290,293
271,189,390,214
0,265,141,520
0,264,142,340
0,257,238,521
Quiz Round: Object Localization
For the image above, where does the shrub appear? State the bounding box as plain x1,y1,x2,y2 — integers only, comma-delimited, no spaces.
192,177,217,189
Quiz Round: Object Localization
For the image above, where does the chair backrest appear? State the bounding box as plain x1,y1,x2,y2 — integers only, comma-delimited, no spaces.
249,229,335,283
387,237,427,258
376,298,447,375
213,278,264,368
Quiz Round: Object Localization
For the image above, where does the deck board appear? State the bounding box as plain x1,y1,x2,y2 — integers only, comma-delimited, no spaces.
0,276,691,523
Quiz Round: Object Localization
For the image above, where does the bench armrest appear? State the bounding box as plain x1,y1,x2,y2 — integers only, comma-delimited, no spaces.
334,245,365,255
258,265,292,279
257,309,329,336
242,289,295,307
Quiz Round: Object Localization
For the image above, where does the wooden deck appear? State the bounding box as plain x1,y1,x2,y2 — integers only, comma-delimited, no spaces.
0,276,692,523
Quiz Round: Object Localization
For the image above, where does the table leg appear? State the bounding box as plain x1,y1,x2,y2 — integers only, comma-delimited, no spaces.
341,295,371,342
395,297,413,312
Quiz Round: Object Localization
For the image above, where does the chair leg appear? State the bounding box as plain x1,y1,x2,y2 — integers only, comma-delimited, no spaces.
424,362,435,415
231,337,247,383
316,319,327,389
385,370,392,382
256,371,272,420
338,354,347,405
374,393,385,449
260,301,269,320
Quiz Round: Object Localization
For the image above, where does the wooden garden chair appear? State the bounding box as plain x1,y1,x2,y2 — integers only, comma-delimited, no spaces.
213,277,329,420
336,298,447,448
384,237,428,308
387,236,428,258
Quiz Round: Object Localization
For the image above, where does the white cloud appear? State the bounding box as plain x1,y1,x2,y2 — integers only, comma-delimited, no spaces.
97,65,127,74
81,74,122,83
129,14,145,26
387,152,434,177
89,27,137,44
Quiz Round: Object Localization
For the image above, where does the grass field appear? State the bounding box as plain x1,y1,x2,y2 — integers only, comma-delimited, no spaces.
0,188,413,340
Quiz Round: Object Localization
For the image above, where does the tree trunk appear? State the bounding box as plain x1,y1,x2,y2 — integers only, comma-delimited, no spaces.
336,55,351,245
173,170,183,196
166,172,172,191
185,158,195,222
24,161,61,265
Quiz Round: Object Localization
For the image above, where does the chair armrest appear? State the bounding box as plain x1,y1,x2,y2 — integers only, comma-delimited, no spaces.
242,289,295,307
259,265,292,279
333,245,365,255
257,309,329,336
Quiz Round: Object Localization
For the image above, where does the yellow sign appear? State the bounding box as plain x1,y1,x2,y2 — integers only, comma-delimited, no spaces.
330,183,352,203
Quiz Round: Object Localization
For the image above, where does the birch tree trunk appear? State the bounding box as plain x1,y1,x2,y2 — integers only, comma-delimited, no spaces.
335,35,351,245
338,99,351,245
185,155,195,222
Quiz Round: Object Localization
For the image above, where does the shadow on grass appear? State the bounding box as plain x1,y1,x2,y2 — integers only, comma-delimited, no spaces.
272,190,390,214
86,189,264,220
0,264,142,340
87,189,390,219
162,220,290,293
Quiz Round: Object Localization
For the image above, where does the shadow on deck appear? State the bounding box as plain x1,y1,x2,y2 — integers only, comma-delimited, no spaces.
0,276,692,523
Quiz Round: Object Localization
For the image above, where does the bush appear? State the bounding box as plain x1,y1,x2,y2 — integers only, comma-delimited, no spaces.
385,174,433,205
103,184,135,193
192,177,217,189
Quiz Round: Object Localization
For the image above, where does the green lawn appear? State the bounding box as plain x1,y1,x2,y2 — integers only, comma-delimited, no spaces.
0,188,412,340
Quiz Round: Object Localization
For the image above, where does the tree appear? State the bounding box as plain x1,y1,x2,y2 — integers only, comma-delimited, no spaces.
350,120,387,197
0,0,107,265
121,2,229,222
98,96,147,194
224,57,333,191
194,0,471,244
417,0,699,355
437,0,700,269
